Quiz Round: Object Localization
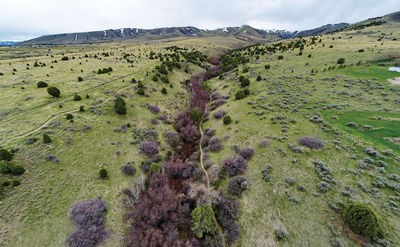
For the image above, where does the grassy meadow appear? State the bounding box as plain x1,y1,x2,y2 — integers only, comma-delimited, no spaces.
1,20,400,247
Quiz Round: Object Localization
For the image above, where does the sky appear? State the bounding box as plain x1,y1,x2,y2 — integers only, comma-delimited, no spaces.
1,0,400,41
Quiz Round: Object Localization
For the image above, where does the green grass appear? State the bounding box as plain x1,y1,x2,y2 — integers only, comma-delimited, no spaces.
338,64,400,82
323,111,400,154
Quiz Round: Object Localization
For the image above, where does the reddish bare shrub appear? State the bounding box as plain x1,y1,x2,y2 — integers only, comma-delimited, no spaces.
227,176,248,196
164,158,194,179
125,174,190,247
66,198,109,247
222,156,247,177
179,124,201,144
259,139,270,148
298,136,324,150
239,148,254,160
204,128,216,137
139,141,159,157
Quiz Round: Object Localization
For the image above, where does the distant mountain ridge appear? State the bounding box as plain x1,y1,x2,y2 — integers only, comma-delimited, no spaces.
19,10,400,45
0,41,19,46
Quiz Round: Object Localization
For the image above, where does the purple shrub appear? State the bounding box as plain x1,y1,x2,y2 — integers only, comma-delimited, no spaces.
165,131,182,148
239,148,254,160
121,164,137,176
179,124,201,143
227,176,248,196
139,141,159,158
259,139,270,148
150,118,159,125
148,105,160,114
204,128,216,137
298,136,324,150
213,110,226,119
215,196,240,244
222,156,247,177
164,158,194,179
209,137,223,152
67,198,109,247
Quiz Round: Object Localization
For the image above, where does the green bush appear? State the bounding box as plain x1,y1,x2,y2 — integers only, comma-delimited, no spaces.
223,115,232,125
43,133,52,144
256,75,262,81
99,168,108,179
37,81,48,88
79,106,85,112
73,95,82,101
337,58,345,65
278,55,284,60
114,96,127,115
235,90,246,100
343,203,381,237
66,113,73,120
149,163,162,177
0,148,13,161
47,87,61,98
161,88,167,94
191,205,216,238
77,76,83,82
265,64,271,69
137,88,145,95
0,161,25,176
12,180,21,186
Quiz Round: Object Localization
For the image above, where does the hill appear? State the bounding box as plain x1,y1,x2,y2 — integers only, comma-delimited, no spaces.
1,10,400,247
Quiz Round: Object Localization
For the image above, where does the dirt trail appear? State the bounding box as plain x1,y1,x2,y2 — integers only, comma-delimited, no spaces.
3,84,134,143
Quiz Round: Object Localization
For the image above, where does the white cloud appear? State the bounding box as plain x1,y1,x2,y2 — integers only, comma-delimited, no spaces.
0,0,399,40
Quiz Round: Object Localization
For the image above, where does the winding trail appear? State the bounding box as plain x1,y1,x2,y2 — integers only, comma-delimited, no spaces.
3,82,135,143
198,89,226,247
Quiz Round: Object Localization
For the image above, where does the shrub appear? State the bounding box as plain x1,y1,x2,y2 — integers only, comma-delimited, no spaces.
47,87,61,98
235,90,246,100
337,58,345,65
148,105,160,114
213,110,226,119
161,87,167,94
73,95,82,101
298,136,324,150
191,205,216,238
61,56,69,61
256,75,262,81
227,176,248,196
78,76,83,82
259,139,270,148
114,96,127,115
12,180,21,186
265,64,271,69
139,141,159,158
165,131,182,148
209,137,223,152
10,165,25,175
120,164,136,176
37,81,48,88
275,228,289,240
164,158,193,179
125,174,184,246
278,55,284,60
0,148,13,161
137,88,145,95
240,78,250,88
223,156,247,177
66,113,73,120
344,203,381,237
43,133,52,143
0,160,12,174
223,115,232,125
99,169,108,179
79,106,85,112
67,198,109,247
239,148,254,160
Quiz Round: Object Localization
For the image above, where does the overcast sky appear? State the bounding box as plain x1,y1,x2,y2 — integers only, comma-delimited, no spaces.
1,0,400,40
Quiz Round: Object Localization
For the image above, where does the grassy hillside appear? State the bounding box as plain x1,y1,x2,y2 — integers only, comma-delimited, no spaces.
1,17,400,247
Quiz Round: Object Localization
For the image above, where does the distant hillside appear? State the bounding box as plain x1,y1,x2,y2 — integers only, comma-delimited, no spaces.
20,26,280,45
268,23,349,39
19,10,400,45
